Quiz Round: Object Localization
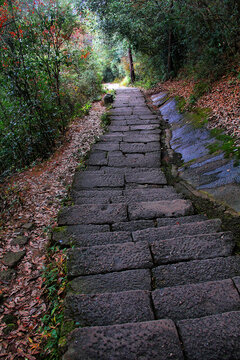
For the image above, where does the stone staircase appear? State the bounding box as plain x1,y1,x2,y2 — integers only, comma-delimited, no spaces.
54,88,240,359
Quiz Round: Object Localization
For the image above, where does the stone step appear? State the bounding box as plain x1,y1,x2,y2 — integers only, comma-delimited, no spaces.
151,232,234,264
59,230,132,247
120,142,160,153
178,311,240,360
67,241,153,277
58,203,127,225
152,256,240,289
62,319,184,360
108,152,161,168
52,224,110,247
129,199,193,221
152,279,240,322
68,269,152,294
156,214,207,227
125,168,167,185
132,218,222,242
72,187,181,205
112,220,155,232
64,290,154,327
72,171,124,190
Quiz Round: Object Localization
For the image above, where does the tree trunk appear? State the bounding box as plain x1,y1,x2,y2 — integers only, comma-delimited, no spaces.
128,46,135,83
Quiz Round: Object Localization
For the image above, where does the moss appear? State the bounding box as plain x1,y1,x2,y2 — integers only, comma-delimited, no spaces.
185,108,211,129
52,226,67,233
60,320,76,338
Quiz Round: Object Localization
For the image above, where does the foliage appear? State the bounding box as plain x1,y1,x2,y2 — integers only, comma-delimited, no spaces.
0,0,102,178
77,0,240,82
208,129,240,166
36,245,68,360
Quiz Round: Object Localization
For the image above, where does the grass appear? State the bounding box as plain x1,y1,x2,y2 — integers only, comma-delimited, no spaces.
208,129,240,166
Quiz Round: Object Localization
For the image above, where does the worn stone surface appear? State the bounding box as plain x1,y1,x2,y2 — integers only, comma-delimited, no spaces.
67,241,152,277
151,232,234,264
153,256,240,288
58,204,127,225
123,133,160,143
73,172,124,189
71,189,124,205
133,219,222,242
178,311,240,360
92,142,120,151
152,279,240,321
233,277,240,294
124,187,182,203
125,169,167,185
63,320,184,360
120,142,160,153
112,220,155,232
66,231,132,247
65,290,154,326
129,199,193,220
108,153,160,168
87,151,108,166
68,269,151,294
2,251,26,268
52,224,110,246
156,214,206,227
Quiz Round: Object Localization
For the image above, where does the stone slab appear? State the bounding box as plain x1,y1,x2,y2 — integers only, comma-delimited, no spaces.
68,269,151,294
126,118,159,125
110,108,132,116
63,320,184,360
133,219,222,242
2,251,26,268
129,199,193,220
99,134,122,142
124,187,182,203
108,125,129,132
178,311,240,360
65,290,154,326
130,124,159,131
233,277,240,294
112,220,155,232
123,134,160,143
92,142,120,151
73,172,124,190
65,231,132,247
108,153,161,168
151,232,234,264
58,204,127,225
67,241,153,276
153,256,240,288
120,142,160,153
71,189,123,204
156,214,207,227
125,169,167,185
87,151,108,166
152,279,240,321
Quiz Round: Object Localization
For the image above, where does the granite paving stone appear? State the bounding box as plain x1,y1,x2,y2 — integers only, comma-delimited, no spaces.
233,277,240,293
73,172,124,189
65,231,132,247
133,219,222,242
123,187,182,202
129,199,193,220
62,320,184,360
125,169,167,185
67,241,153,276
108,153,161,168
123,133,160,143
152,279,240,321
64,290,154,326
112,220,155,232
58,203,127,225
178,311,240,360
68,269,152,294
87,151,108,166
150,232,234,264
71,189,124,205
156,214,206,227
120,142,160,153
153,256,240,288
92,142,120,151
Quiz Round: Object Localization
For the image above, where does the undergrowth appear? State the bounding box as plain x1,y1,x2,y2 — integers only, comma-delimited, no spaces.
208,129,240,166
35,245,68,360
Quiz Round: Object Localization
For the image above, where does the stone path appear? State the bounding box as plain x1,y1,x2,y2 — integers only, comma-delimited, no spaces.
55,88,240,359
